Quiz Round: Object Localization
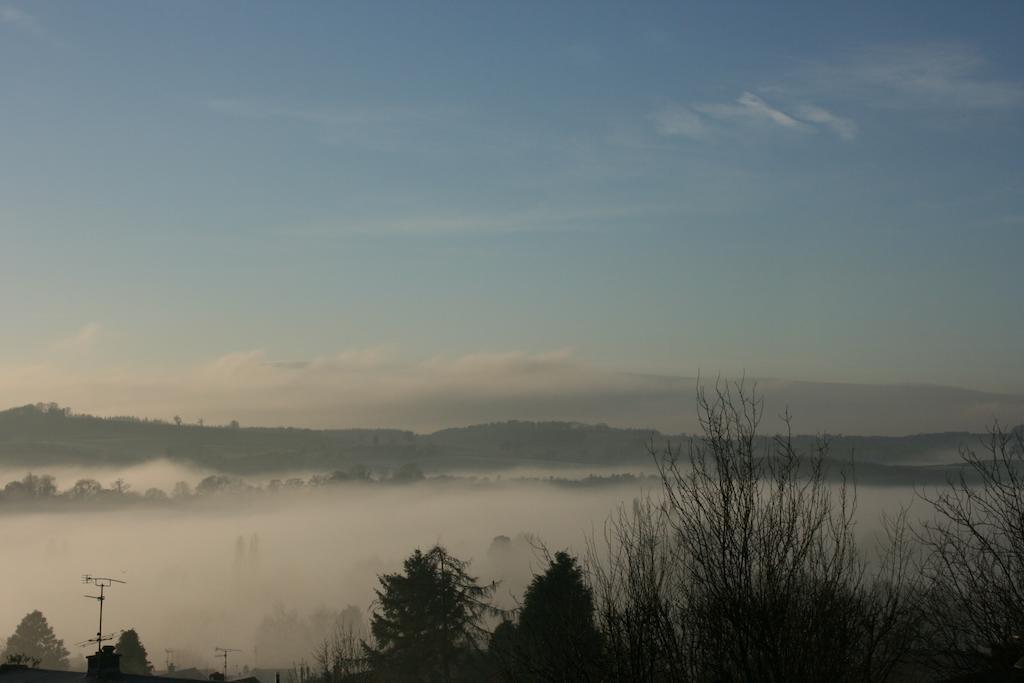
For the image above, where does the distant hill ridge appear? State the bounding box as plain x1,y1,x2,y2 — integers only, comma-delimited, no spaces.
0,402,994,474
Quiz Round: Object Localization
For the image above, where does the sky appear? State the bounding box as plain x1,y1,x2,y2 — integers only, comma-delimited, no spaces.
1,1,1022,432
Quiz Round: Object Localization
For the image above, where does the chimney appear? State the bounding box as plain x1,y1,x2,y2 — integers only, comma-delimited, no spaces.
86,646,121,679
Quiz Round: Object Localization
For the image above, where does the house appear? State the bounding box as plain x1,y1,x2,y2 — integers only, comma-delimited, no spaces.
0,648,261,683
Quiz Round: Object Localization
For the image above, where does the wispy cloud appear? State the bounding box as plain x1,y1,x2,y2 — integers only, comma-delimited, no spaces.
728,92,810,130
790,43,1024,110
0,4,37,31
654,92,851,141
51,323,102,352
653,42,1021,143
0,4,59,44
794,104,858,140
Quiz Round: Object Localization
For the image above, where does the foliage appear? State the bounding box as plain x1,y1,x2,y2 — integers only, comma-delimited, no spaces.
490,551,603,682
389,464,425,483
195,474,244,495
115,629,152,675
68,479,103,499
2,473,57,499
365,546,498,682
143,487,168,500
4,653,40,667
1,611,69,670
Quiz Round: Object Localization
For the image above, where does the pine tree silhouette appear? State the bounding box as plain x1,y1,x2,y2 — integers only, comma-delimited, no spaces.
115,629,152,675
2,611,69,670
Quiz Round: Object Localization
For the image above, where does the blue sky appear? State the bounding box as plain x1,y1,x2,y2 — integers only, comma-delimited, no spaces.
1,2,1022,429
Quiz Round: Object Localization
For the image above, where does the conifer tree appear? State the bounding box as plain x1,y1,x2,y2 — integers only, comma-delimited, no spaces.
366,546,497,682
115,629,152,675
2,611,69,670
490,551,603,681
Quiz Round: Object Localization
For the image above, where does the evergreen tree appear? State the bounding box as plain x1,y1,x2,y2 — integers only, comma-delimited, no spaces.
2,611,69,670
490,551,603,682
115,629,152,675
366,546,497,682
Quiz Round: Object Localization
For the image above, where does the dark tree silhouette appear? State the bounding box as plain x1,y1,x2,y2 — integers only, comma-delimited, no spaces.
115,629,152,675
67,479,103,500
2,611,69,670
171,481,192,499
918,423,1024,674
2,474,57,499
389,464,425,484
588,381,918,682
4,654,40,667
365,546,497,682
313,621,369,683
196,475,241,495
490,551,603,682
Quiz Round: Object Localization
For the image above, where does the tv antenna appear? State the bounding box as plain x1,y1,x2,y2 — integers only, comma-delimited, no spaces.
82,575,126,653
76,633,118,649
214,648,241,680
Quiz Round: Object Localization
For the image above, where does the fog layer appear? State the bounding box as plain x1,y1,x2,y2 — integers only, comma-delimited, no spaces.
0,456,924,675
0,469,654,672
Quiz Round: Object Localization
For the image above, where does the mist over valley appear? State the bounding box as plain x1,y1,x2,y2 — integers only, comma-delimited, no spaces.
0,401,1003,674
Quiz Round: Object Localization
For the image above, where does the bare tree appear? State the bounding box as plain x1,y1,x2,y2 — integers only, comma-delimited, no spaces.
918,423,1024,674
312,624,369,683
588,380,918,682
587,496,687,682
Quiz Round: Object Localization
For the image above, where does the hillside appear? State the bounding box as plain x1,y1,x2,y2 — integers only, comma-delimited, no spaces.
0,402,995,477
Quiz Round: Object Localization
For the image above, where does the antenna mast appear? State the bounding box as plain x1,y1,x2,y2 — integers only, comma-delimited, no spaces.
82,575,126,653
214,648,241,680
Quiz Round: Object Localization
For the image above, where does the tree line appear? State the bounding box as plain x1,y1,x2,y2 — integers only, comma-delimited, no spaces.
0,468,658,509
